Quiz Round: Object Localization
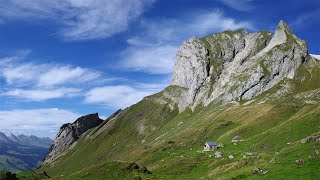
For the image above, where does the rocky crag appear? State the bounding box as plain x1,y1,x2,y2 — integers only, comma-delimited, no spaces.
43,113,103,165
153,20,309,111
39,20,320,179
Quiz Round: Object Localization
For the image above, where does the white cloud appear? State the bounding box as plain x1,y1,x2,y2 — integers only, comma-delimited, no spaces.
119,10,254,74
85,84,165,108
218,0,255,11
38,66,100,87
0,56,100,88
120,45,178,74
0,108,81,138
139,11,254,42
0,0,154,40
2,88,81,101
0,52,101,101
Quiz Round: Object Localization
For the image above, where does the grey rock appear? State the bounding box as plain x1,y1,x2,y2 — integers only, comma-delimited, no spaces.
214,151,222,158
43,113,103,165
231,135,244,143
166,20,308,111
92,109,124,137
300,134,320,144
243,152,257,156
294,159,304,165
308,155,315,161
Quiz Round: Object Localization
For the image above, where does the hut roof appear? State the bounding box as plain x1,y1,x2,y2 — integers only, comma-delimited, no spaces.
206,142,217,146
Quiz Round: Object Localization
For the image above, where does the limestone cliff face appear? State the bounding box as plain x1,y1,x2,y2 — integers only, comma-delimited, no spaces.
170,20,308,111
43,113,103,165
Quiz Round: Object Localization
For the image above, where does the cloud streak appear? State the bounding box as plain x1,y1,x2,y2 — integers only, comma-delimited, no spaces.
0,0,154,40
85,83,167,108
119,10,254,74
2,88,81,101
218,0,255,11
0,51,100,101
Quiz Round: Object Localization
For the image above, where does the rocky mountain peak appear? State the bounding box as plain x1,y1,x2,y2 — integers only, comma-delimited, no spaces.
0,132,11,143
9,133,19,142
277,20,291,32
43,113,103,165
166,20,308,111
258,20,306,56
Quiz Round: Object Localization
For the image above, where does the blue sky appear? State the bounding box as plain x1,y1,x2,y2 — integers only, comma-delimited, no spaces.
0,0,319,138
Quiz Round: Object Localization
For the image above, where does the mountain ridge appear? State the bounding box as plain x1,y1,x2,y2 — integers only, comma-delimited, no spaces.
38,20,320,179
0,132,53,172
169,20,308,111
43,113,103,165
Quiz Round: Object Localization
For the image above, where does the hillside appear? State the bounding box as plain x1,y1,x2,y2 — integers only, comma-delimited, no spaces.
37,20,320,179
0,133,53,172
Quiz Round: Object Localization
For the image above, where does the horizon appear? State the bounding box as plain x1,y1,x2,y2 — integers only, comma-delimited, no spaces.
0,131,53,139
0,0,320,138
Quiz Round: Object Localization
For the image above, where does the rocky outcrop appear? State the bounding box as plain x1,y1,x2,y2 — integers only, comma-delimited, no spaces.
169,20,308,111
92,109,124,136
43,113,103,165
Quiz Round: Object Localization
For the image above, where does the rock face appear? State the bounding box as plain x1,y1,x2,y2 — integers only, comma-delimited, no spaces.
43,113,103,165
169,20,308,111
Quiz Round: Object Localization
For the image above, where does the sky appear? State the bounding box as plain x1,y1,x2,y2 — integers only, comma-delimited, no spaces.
0,0,319,138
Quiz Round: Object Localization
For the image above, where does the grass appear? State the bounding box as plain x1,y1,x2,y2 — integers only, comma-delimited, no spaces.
29,29,320,179
35,98,320,179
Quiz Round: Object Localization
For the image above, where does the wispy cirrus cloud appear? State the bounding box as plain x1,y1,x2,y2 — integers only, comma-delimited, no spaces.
120,45,178,74
0,51,101,101
2,88,81,101
0,0,155,40
119,10,255,74
85,83,167,108
217,0,255,11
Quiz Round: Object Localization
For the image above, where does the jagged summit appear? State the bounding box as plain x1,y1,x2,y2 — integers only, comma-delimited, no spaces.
257,20,306,57
277,20,291,31
38,20,320,179
0,132,11,143
43,113,103,165
168,20,308,111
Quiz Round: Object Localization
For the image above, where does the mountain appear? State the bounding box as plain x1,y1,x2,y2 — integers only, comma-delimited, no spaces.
37,20,320,179
43,113,103,165
0,132,11,144
0,132,53,172
8,134,52,148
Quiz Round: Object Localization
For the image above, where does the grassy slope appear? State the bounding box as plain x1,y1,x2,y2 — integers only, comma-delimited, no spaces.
35,59,320,179
38,104,320,179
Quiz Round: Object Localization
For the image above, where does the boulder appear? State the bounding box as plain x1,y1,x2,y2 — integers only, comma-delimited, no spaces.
231,135,244,143
138,166,152,174
215,151,222,158
300,134,320,144
294,159,304,165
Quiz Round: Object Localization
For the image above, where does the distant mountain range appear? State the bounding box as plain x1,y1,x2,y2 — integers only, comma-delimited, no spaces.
0,132,53,172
